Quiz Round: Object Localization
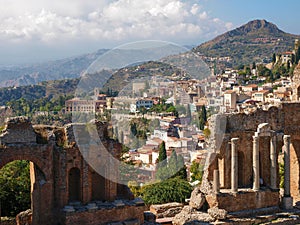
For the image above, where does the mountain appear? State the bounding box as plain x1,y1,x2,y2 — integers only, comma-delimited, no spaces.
0,79,79,106
0,43,185,88
0,49,108,88
193,19,300,67
1,19,298,88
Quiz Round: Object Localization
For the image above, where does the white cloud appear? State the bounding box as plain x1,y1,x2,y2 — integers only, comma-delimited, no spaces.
199,11,208,20
190,4,199,15
0,0,232,48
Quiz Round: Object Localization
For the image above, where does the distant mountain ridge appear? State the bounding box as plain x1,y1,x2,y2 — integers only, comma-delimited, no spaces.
193,19,300,67
0,49,108,87
0,19,299,88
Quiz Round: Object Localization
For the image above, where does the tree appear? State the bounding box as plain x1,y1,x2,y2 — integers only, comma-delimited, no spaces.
198,105,207,130
128,181,142,197
173,154,187,180
287,61,291,71
190,160,204,182
186,105,192,119
156,141,168,180
0,160,31,217
130,123,137,137
168,150,178,176
158,141,167,163
203,128,211,139
141,177,192,205
272,53,276,64
157,149,187,181
201,105,207,122
296,46,300,64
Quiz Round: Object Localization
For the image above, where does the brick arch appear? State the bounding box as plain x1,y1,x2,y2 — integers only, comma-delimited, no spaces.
0,144,54,225
0,144,53,181
0,155,45,175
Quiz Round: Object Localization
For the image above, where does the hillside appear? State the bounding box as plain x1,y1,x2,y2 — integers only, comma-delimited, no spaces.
193,19,300,67
0,79,78,106
0,49,108,88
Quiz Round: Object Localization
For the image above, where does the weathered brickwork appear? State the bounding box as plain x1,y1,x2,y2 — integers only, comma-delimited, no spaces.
63,204,145,225
292,62,300,101
206,190,279,212
0,118,144,225
204,102,300,212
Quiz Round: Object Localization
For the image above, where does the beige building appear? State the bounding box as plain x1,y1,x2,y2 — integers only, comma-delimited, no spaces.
252,90,269,103
242,84,258,93
224,90,237,112
65,94,107,113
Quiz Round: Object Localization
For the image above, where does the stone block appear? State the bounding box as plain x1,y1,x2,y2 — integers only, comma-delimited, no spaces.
282,196,293,210
16,209,32,225
86,203,98,211
63,206,75,213
113,200,125,207
189,186,206,210
144,211,156,222
107,222,123,225
208,207,227,220
123,219,140,225
150,202,184,218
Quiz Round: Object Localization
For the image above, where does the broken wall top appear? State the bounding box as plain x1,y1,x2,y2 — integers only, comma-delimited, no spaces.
0,116,36,144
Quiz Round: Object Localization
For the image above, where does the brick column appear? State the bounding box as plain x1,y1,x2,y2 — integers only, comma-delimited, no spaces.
282,135,293,209
253,135,260,191
231,138,239,193
213,169,220,194
284,135,291,197
270,133,277,190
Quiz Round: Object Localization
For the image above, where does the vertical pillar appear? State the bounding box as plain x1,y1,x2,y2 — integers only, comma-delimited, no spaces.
284,135,291,197
231,138,239,193
213,169,220,194
282,135,293,209
253,135,260,191
270,133,277,190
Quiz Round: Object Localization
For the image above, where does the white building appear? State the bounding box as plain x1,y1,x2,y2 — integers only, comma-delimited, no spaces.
224,90,237,112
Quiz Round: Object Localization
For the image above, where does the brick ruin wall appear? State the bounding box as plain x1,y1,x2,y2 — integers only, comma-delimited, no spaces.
0,117,144,225
206,103,300,206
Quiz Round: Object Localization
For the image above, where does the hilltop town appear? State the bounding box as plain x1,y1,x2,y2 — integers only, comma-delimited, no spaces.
2,19,300,225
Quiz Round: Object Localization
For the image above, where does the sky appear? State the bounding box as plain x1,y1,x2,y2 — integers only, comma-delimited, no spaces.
1,0,300,65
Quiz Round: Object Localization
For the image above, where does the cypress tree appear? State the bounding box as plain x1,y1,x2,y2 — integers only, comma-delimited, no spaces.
168,150,178,176
158,141,167,163
198,105,207,130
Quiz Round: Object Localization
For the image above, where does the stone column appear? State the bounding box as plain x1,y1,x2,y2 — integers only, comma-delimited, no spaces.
283,135,293,209
231,138,239,193
213,169,220,194
284,135,291,197
270,133,277,190
253,135,260,191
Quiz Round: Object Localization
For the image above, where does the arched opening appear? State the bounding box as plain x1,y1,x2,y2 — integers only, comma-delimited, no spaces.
259,136,271,187
238,151,245,187
290,140,300,203
68,167,81,202
0,160,30,218
0,160,46,224
297,86,300,101
91,171,106,201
